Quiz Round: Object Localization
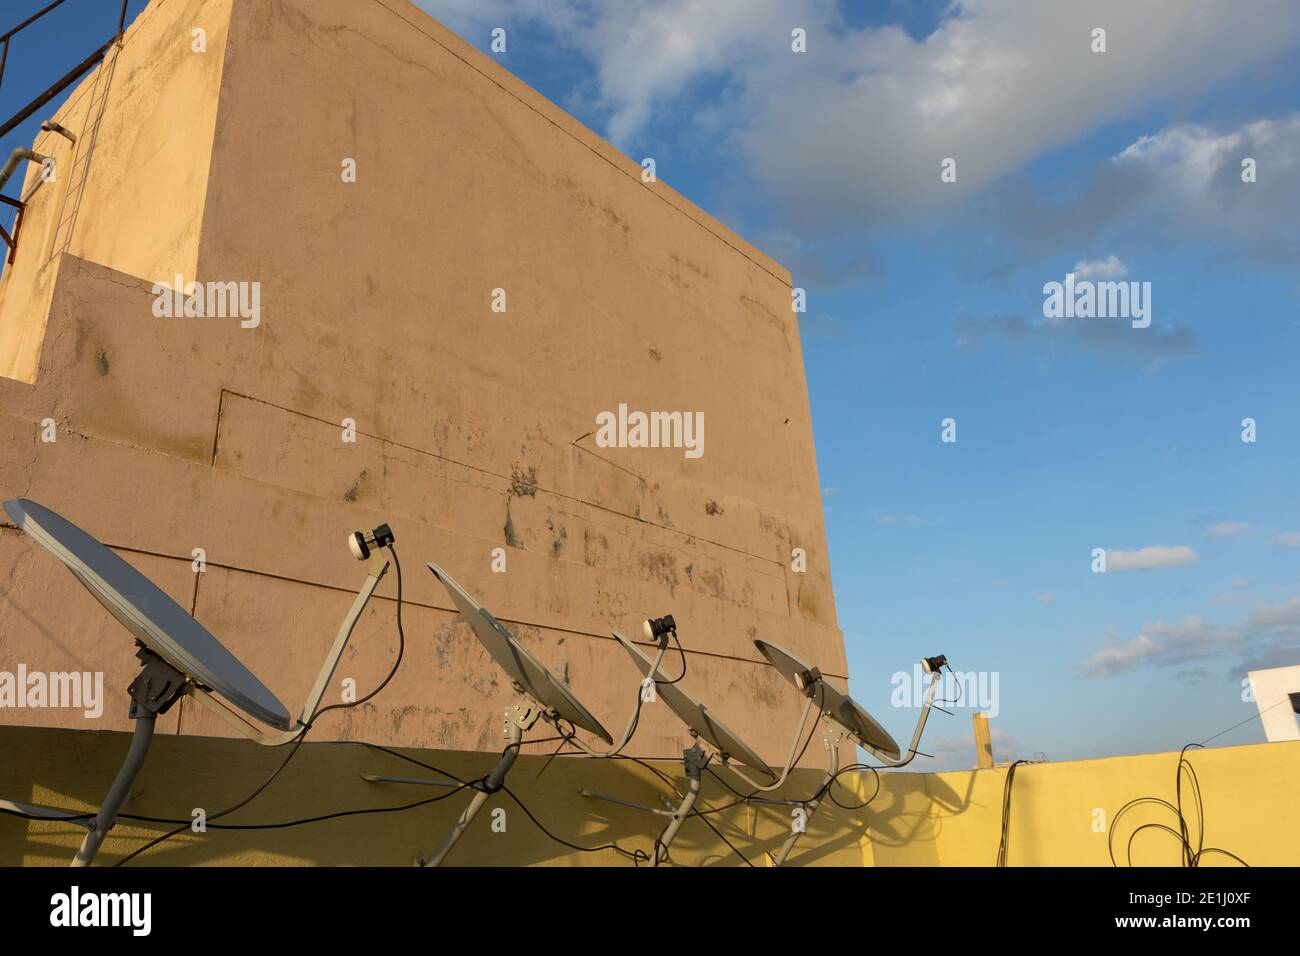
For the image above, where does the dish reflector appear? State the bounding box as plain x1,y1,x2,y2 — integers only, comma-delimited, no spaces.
427,562,613,744
754,639,900,759
3,498,292,731
614,632,775,780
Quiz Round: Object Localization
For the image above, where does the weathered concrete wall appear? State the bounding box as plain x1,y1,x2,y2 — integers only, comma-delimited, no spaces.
0,0,845,766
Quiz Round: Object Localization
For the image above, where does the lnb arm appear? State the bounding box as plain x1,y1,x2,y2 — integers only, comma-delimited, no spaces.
865,656,947,768
721,686,821,792
550,616,677,758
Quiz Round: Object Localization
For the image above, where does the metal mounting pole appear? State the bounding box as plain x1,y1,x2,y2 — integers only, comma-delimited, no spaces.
421,705,527,867
770,722,843,867
653,744,707,866
362,695,536,867
71,645,185,867
71,714,155,866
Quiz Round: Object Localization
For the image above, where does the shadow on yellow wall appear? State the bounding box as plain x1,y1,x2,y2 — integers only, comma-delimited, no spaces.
2,726,1295,866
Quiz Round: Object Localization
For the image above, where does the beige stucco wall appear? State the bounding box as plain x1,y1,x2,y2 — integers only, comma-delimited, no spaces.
0,0,845,766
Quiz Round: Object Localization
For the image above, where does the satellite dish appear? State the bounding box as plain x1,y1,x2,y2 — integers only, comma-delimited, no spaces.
752,638,949,866
614,632,774,780
369,563,630,867
754,639,900,759
427,561,612,744
2,498,395,865
3,499,291,730
575,630,780,865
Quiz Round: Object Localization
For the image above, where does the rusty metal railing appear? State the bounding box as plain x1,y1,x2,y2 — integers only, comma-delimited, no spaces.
0,0,129,265
0,0,129,140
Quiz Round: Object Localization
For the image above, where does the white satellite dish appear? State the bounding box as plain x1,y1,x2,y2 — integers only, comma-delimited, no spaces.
585,632,780,863
0,498,394,865
580,628,834,865
363,562,667,867
430,562,612,742
752,639,948,866
755,640,901,758
614,633,774,778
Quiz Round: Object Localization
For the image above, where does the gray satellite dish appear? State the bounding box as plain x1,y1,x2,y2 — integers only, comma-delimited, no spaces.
754,639,900,759
574,632,779,865
368,562,628,867
752,638,948,866
1,498,395,866
3,498,291,731
427,561,612,744
614,632,774,780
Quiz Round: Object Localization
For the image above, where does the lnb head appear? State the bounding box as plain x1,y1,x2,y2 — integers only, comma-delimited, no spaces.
642,614,677,644
793,665,822,697
921,654,948,675
348,523,395,561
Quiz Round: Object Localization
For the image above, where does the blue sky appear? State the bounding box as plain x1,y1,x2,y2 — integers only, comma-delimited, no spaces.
5,1,1298,768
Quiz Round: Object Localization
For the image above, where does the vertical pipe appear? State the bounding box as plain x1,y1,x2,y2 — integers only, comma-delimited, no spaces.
654,773,702,865
771,743,840,866
71,714,157,867
973,712,994,769
423,721,523,867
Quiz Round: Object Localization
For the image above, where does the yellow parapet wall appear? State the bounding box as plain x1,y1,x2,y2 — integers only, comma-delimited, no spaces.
868,740,1300,867
3,726,1296,866
0,725,870,867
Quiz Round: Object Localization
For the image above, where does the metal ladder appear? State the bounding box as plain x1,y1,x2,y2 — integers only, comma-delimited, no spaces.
46,40,120,262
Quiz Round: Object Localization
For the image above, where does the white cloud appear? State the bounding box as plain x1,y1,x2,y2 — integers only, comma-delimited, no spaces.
1081,615,1236,677
1080,596,1300,677
420,0,803,145
1036,592,1056,605
1275,532,1300,547
1206,521,1249,539
1115,118,1292,196
504,0,790,147
985,112,1300,263
743,2,1300,229
416,0,1300,232
1073,255,1129,280
1106,545,1198,571
956,308,1197,362
1106,115,1300,254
